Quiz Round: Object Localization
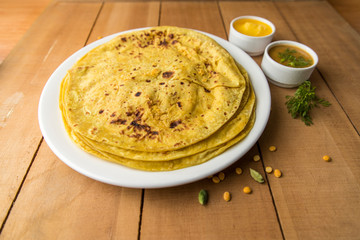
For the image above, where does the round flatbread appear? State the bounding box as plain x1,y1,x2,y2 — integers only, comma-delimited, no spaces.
62,26,247,152
60,26,256,171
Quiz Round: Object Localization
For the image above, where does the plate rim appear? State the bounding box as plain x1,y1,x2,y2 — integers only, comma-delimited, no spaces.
38,27,271,188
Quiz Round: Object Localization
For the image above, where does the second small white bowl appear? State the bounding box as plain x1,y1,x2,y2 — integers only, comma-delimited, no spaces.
229,16,275,56
261,40,318,88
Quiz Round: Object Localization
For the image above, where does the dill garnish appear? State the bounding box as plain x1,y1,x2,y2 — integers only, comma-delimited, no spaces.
279,48,312,68
285,81,330,126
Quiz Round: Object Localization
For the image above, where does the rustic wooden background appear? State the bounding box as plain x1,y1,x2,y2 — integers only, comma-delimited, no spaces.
0,0,359,239
0,0,359,64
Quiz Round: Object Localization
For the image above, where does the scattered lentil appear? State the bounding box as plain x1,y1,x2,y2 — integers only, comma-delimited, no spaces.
212,176,220,183
235,167,243,175
243,186,252,194
223,191,231,202
253,154,261,162
218,172,225,181
265,166,273,173
322,155,331,162
274,169,282,178
269,146,277,152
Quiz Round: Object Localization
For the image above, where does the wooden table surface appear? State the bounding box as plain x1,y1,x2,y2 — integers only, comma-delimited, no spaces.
1,0,359,239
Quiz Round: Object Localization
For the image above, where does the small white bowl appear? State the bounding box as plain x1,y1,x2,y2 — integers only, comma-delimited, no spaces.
229,16,275,56
261,40,318,88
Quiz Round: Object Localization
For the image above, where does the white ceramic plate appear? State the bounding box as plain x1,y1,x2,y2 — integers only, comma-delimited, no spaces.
38,28,271,189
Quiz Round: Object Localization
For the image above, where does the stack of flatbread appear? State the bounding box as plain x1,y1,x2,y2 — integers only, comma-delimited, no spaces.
60,26,256,171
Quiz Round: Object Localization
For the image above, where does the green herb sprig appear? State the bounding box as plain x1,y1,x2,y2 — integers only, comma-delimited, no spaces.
279,48,312,68
285,81,331,126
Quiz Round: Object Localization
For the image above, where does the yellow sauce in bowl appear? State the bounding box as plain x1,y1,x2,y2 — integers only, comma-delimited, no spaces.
233,18,272,37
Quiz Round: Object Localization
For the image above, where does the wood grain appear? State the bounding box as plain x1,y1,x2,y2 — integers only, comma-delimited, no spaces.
260,70,360,240
0,0,51,64
1,1,161,239
221,1,360,239
327,0,360,33
0,1,359,239
275,1,360,133
141,147,283,240
0,143,142,240
87,1,161,44
159,1,226,38
139,2,283,239
269,2,360,239
0,0,101,229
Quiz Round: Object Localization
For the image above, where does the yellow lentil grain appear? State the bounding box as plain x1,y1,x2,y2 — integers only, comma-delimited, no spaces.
235,167,243,175
274,169,282,178
323,155,331,162
243,186,252,194
265,166,273,173
253,154,261,162
223,191,231,202
97,36,103,40
218,172,225,181
269,146,277,152
212,176,220,183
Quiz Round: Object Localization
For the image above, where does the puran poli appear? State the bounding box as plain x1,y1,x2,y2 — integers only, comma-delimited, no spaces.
60,26,256,171
68,110,255,171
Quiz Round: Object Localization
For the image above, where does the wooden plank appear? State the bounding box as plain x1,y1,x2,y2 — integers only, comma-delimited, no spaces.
159,1,226,38
268,2,360,239
140,148,283,240
276,1,360,132
0,0,52,64
0,143,142,240
327,0,360,33
87,1,161,43
139,2,283,239
260,71,360,240
221,1,360,239
0,0,101,229
1,1,161,239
